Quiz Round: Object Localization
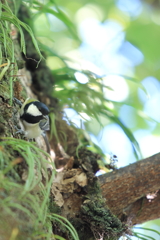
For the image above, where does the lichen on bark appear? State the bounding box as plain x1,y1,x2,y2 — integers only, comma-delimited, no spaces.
0,2,129,240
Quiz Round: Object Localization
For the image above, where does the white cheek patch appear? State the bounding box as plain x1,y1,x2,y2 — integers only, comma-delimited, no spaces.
26,104,42,116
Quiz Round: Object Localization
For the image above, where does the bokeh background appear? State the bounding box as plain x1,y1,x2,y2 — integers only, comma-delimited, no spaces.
31,0,160,238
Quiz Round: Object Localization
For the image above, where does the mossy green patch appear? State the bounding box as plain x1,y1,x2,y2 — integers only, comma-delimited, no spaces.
81,199,124,239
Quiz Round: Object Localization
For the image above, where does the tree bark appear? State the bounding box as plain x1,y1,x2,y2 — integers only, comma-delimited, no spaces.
1,2,160,239
99,152,160,225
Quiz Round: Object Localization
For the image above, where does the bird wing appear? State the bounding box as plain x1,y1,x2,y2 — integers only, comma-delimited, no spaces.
39,115,50,131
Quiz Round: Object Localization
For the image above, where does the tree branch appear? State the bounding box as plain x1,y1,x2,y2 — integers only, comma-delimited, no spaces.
99,152,160,224
123,192,160,225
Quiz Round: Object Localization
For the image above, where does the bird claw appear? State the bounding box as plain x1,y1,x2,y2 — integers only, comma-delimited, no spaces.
14,126,25,136
13,97,22,107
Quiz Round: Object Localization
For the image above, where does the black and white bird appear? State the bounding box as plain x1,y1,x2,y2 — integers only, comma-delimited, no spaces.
17,97,50,152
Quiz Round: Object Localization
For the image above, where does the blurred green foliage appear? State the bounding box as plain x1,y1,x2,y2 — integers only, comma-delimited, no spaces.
18,0,160,161
23,0,160,238
1,0,160,238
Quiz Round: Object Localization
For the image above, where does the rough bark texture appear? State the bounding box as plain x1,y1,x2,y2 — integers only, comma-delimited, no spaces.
1,2,160,240
16,3,160,238
99,152,160,225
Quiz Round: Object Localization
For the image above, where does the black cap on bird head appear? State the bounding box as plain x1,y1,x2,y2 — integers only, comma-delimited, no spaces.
21,99,50,124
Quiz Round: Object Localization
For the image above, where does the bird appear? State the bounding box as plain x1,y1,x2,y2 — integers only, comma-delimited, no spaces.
16,97,50,153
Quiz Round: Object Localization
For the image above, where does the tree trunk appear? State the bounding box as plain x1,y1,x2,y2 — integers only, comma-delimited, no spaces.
0,2,160,240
